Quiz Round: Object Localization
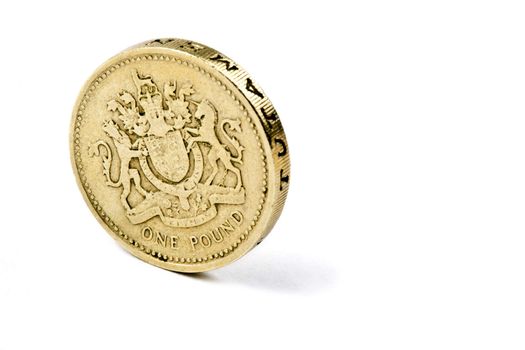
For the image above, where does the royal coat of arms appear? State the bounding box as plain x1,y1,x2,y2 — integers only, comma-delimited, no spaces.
89,70,245,227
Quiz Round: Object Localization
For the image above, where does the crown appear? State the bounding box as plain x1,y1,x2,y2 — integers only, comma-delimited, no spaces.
131,70,163,116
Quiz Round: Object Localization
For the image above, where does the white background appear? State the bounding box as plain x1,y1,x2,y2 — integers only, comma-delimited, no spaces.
0,1,524,349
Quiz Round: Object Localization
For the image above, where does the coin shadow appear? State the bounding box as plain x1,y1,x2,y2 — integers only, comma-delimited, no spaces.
181,250,337,294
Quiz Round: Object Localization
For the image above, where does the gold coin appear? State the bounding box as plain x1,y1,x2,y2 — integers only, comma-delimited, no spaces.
70,38,290,272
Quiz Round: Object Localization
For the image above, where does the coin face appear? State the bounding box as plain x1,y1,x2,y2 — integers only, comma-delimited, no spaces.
70,39,290,272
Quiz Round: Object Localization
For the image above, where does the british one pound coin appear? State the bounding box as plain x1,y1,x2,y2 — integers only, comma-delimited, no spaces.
70,38,290,272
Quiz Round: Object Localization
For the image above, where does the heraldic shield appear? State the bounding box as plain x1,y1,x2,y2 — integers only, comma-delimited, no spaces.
89,70,245,228
144,131,189,183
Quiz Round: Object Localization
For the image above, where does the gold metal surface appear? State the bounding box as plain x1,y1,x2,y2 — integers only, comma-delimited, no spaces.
70,38,290,272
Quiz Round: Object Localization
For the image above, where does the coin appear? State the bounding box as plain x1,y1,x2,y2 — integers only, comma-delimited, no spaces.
70,38,290,272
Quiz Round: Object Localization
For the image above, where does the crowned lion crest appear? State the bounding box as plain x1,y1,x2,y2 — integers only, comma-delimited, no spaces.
89,70,245,227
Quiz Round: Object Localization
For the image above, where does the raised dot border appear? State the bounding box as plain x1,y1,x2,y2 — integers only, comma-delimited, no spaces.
73,54,268,264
